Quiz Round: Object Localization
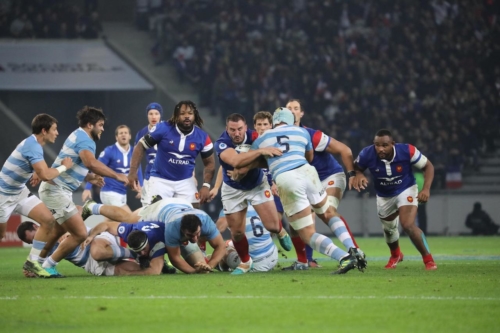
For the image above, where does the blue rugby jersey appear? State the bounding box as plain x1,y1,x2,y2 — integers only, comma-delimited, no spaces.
355,143,423,197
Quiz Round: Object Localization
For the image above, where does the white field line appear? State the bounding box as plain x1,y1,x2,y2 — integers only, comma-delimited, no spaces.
1,295,500,301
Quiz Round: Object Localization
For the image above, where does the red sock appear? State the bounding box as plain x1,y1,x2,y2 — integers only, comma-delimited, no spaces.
232,235,250,263
390,247,401,258
198,240,206,252
422,253,434,264
292,236,307,263
340,216,358,248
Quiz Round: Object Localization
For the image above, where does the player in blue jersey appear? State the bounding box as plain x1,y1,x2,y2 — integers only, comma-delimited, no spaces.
251,108,365,274
209,111,285,219
82,125,143,212
283,99,366,270
81,197,226,274
17,221,169,276
215,113,292,275
129,100,215,206
353,129,437,270
215,205,279,272
0,114,73,278
38,106,129,277
134,102,163,206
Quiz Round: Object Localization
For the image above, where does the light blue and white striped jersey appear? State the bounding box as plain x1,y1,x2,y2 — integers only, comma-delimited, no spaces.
251,125,312,179
64,227,92,267
219,205,275,261
0,135,44,195
51,128,95,191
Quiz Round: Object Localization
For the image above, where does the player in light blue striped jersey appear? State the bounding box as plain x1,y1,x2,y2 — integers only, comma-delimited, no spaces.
0,114,73,278
251,108,366,274
216,204,278,272
38,106,129,277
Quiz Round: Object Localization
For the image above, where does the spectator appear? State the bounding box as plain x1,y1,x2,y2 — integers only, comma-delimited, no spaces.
465,202,499,236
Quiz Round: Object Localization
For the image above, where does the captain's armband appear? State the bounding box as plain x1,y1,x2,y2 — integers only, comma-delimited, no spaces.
140,134,157,149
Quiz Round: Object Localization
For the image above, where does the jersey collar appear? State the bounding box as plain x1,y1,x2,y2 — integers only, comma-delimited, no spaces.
115,142,130,154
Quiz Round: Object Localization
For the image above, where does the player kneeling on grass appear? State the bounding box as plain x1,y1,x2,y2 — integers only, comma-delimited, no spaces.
81,197,226,274
214,205,278,272
17,222,166,277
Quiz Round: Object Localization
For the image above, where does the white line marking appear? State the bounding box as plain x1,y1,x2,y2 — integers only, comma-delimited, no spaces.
1,295,499,301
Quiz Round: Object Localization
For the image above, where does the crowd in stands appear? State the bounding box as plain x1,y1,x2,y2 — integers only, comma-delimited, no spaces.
0,0,102,39
142,0,500,190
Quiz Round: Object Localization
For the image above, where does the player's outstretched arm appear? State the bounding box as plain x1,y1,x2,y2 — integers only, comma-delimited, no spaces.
81,221,119,249
325,138,355,172
80,150,129,185
114,256,163,276
221,147,281,169
206,234,225,270
166,246,198,274
32,157,73,182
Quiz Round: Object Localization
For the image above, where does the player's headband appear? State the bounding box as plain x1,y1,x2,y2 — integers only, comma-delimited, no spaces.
130,238,149,252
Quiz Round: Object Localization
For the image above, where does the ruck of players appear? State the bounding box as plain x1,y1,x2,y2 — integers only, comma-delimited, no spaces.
1,100,438,279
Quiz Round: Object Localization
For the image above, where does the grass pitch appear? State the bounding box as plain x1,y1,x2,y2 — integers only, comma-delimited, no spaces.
1,236,499,333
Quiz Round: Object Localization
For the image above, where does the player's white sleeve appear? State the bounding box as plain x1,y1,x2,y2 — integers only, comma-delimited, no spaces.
413,154,428,169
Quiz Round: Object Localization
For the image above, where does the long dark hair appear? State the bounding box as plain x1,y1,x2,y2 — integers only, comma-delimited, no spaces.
168,100,204,128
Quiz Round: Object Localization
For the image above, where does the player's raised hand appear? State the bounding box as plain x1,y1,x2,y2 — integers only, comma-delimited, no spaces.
417,189,430,203
61,157,73,169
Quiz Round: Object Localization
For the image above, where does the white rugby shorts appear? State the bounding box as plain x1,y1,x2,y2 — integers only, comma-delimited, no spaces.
100,191,127,207
275,164,326,216
149,176,199,204
377,184,418,218
38,182,78,224
221,176,273,214
0,186,41,223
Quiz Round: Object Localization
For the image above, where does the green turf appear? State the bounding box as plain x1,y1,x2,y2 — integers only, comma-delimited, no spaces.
1,236,499,333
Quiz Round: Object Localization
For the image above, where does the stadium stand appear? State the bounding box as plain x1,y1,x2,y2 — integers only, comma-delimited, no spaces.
0,0,102,39
142,0,499,192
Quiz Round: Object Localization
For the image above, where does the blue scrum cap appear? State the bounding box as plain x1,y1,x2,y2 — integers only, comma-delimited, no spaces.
146,102,163,117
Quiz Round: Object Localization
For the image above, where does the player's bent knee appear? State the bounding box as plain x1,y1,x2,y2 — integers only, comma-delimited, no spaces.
380,217,399,243
289,215,314,231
